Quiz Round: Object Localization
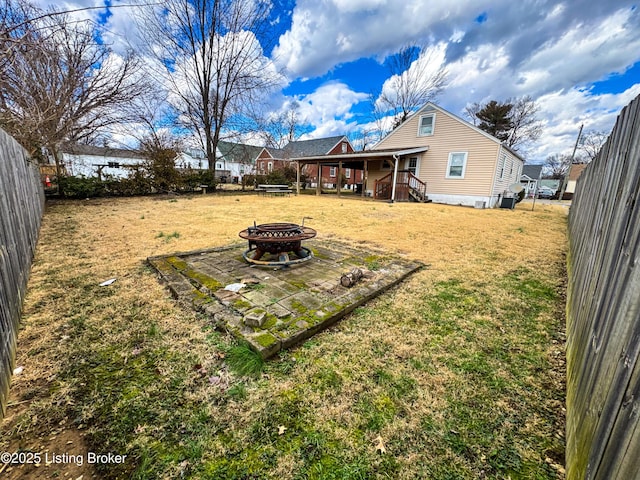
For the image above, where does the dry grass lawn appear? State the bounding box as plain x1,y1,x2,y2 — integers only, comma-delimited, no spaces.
1,193,567,479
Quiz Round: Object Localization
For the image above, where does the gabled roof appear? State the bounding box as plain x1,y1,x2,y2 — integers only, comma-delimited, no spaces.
568,163,588,181
261,147,286,159
374,102,526,163
522,164,543,180
283,135,349,158
217,141,263,163
61,143,145,159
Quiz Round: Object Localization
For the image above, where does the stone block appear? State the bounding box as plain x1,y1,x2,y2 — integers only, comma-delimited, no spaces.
244,308,267,328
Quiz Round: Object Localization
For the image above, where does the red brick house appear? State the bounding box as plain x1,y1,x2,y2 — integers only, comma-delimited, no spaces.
256,136,363,188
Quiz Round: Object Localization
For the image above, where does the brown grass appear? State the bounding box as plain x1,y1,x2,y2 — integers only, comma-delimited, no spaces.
1,193,567,479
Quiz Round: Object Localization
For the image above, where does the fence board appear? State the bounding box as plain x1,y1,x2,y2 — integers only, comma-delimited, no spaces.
566,94,640,479
0,128,44,418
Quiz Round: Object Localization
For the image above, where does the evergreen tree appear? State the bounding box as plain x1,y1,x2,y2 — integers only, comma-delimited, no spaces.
475,100,514,141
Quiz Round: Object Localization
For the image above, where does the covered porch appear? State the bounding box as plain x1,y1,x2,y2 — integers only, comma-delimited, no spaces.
291,147,429,202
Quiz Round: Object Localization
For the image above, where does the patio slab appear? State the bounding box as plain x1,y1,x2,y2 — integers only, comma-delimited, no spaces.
148,240,423,359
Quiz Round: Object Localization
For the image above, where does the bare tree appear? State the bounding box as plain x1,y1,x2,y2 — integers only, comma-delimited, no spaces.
257,100,301,149
348,126,379,151
136,0,282,184
376,44,448,130
464,102,482,126
578,129,609,162
0,1,148,177
543,153,572,179
505,95,543,152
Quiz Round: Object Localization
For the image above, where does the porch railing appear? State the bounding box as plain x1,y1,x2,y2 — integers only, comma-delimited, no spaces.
374,171,427,202
374,172,393,200
408,173,427,202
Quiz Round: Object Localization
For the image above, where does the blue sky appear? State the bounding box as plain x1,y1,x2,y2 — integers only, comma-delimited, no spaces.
35,0,640,163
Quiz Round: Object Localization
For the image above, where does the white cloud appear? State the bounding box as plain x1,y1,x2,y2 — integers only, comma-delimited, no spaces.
294,82,368,128
272,0,476,78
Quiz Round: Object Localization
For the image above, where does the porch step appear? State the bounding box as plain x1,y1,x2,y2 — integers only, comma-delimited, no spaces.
408,190,431,203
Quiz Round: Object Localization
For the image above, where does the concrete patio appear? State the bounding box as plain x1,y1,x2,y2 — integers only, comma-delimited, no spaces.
148,240,423,358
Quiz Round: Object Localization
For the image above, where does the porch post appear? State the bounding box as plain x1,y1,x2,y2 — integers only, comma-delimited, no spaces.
296,161,300,195
362,160,367,197
337,161,342,197
316,162,322,196
391,155,399,202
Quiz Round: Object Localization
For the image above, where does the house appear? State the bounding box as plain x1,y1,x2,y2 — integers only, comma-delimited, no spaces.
289,102,524,207
216,141,261,182
520,164,543,197
57,139,260,183
175,149,208,171
56,144,147,179
176,141,261,183
562,163,589,200
256,136,363,188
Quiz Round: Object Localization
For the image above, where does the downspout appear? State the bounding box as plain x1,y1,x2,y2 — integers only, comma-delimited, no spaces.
296,161,300,195
391,154,400,202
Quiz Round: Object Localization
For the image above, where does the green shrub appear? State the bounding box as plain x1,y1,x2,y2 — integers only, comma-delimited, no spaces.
181,169,215,192
58,176,106,198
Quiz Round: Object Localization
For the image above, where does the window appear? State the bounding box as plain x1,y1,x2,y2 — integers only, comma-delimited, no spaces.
216,163,223,169
341,142,348,153
499,153,506,179
446,152,468,178
268,161,273,172
345,168,351,178
418,113,435,136
329,167,336,177
406,157,418,175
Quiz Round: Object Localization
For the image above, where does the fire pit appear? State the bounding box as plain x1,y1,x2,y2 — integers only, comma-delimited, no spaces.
239,221,317,266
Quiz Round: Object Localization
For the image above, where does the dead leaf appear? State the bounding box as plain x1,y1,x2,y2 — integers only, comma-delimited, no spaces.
278,425,287,435
374,435,386,454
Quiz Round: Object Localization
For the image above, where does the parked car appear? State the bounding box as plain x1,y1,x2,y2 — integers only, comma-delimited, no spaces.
537,186,556,199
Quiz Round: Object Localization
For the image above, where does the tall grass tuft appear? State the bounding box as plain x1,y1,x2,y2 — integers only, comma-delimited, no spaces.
225,341,265,378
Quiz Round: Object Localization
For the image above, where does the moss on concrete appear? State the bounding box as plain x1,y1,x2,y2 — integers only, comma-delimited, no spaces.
255,332,278,348
166,256,222,291
233,299,252,310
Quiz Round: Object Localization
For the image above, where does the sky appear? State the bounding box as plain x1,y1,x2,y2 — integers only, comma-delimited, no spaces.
32,0,640,163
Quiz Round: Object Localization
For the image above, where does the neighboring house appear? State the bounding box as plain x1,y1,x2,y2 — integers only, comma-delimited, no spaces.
290,102,524,207
256,136,363,188
57,141,259,183
256,146,286,174
217,141,261,182
176,141,261,183
57,144,146,179
520,164,543,198
562,163,589,199
175,149,209,171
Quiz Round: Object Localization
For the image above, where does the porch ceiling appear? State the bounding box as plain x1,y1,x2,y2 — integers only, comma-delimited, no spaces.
291,146,429,168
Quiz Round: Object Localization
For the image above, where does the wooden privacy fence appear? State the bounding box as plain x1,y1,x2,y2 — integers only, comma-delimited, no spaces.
567,94,640,479
0,128,44,418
